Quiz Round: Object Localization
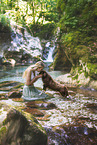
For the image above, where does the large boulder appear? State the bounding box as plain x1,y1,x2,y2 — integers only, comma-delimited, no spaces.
0,104,47,145
53,46,72,71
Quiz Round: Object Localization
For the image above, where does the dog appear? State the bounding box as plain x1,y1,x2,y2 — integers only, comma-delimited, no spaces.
39,70,69,97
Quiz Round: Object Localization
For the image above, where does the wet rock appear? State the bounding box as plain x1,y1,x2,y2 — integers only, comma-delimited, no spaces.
0,107,47,145
51,124,97,145
7,91,22,98
56,73,97,91
0,81,23,90
4,50,22,63
86,103,97,109
1,58,16,67
12,98,24,102
26,100,57,110
24,107,44,117
1,22,43,65
85,103,97,114
0,95,8,100
0,81,23,99
23,101,57,120
89,81,97,90
77,87,97,98
37,114,51,121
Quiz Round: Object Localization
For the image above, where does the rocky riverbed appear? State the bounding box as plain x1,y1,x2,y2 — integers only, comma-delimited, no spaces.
0,71,97,145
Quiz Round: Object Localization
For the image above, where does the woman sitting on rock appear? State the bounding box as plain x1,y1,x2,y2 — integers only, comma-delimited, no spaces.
22,61,49,101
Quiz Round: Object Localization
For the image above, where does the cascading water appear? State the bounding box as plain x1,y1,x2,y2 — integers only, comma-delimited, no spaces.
0,19,97,145
0,20,43,65
44,41,55,63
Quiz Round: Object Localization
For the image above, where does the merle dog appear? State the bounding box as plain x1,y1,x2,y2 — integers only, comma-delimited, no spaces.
39,70,69,97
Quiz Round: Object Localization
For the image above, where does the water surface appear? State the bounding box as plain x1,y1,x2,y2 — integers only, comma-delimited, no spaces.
0,64,97,145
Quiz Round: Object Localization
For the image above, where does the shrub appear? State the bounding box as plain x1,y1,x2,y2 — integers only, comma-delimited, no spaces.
0,14,11,33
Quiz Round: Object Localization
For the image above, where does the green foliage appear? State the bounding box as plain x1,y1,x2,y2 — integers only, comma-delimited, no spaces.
0,127,6,139
87,63,97,79
0,0,58,35
0,14,11,32
55,0,97,80
71,61,97,80
41,12,59,22
29,22,55,39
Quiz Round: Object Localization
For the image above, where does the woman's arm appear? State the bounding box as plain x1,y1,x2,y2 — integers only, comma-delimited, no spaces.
25,69,42,86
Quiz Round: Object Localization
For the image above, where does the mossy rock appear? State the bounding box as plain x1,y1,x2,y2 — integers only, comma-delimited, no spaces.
29,23,55,40
0,106,47,145
53,47,72,71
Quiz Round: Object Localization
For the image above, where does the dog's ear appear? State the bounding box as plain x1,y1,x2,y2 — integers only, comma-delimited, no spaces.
39,72,41,74
43,84,46,91
39,71,43,74
43,72,47,77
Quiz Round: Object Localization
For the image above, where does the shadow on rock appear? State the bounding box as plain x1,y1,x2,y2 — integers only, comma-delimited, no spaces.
0,109,47,145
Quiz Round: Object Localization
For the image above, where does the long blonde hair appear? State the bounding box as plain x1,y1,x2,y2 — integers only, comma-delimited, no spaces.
22,61,45,78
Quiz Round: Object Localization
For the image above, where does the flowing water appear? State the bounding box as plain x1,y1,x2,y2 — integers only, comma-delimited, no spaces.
0,63,97,144
0,23,97,144
44,42,55,62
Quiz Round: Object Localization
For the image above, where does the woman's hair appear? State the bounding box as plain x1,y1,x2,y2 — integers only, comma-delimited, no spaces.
35,61,45,68
22,61,45,78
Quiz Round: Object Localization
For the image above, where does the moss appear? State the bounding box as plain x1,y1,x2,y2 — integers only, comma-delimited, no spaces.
22,111,47,134
28,22,55,40
0,127,6,138
53,47,72,71
13,83,24,89
0,14,11,33
0,104,3,109
87,63,97,80
72,74,78,80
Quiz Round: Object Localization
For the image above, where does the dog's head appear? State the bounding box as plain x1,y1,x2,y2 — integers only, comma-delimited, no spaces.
39,70,47,78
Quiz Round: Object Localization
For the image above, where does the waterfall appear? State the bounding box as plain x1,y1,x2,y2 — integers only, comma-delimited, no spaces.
0,19,43,65
44,42,55,62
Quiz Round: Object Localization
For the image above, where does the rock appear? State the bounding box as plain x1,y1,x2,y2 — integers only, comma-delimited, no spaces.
0,96,8,100
51,124,97,145
24,107,45,117
56,73,97,91
7,58,16,67
0,81,24,99
7,91,22,98
56,73,90,86
89,80,97,90
2,58,16,67
0,106,47,145
0,81,23,90
77,72,90,86
56,73,73,84
26,100,57,110
1,24,43,65
53,46,71,71
12,98,24,102
36,114,51,121
85,103,97,113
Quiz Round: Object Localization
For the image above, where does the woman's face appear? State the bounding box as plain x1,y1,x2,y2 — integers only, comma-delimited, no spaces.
37,66,44,72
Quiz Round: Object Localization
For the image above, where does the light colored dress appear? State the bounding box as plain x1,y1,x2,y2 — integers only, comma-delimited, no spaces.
22,71,49,101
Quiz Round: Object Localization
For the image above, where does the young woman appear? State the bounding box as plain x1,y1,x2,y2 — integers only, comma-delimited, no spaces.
22,61,49,101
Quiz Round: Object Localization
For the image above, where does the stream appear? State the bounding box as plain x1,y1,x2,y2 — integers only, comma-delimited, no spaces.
0,23,97,144
0,63,97,145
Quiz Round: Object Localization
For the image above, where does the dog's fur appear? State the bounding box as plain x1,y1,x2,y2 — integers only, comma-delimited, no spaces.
39,70,69,97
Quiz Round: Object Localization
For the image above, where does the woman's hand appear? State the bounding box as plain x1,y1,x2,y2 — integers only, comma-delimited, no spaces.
26,71,42,86
36,74,42,78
